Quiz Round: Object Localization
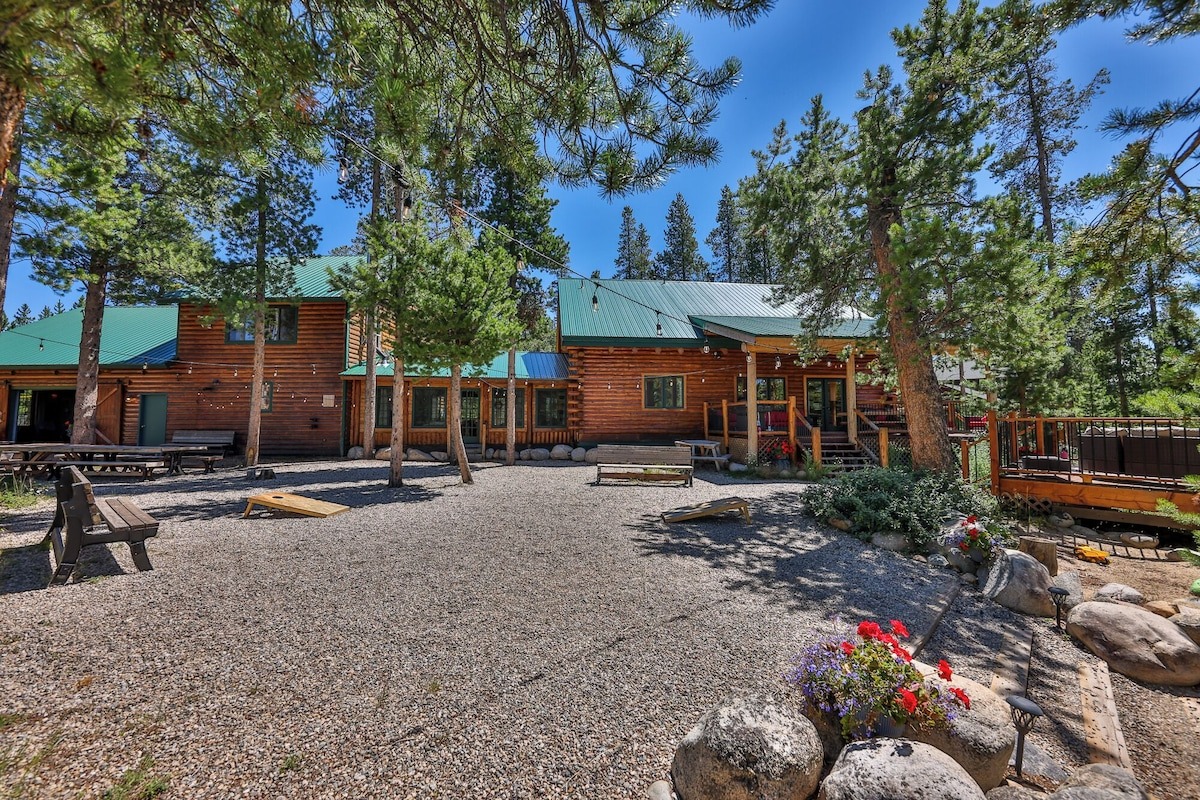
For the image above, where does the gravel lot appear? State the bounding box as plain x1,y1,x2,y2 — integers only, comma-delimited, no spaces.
1,460,1197,799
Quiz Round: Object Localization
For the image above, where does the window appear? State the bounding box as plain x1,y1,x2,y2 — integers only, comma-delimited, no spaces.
736,376,786,401
226,306,299,343
261,381,273,413
15,391,32,427
644,375,685,409
490,388,526,427
412,387,447,428
535,388,567,428
375,386,393,428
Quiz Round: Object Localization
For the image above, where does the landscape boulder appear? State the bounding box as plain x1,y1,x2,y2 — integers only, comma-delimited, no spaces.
1143,600,1179,619
530,447,551,461
584,448,601,464
519,448,533,461
871,532,910,552
374,447,391,460
346,446,365,459
571,447,587,462
671,694,823,800
1047,512,1074,528
1170,607,1200,646
818,739,985,800
980,549,1055,617
406,448,434,461
1056,764,1150,800
1066,601,1200,686
910,670,1014,791
550,444,573,460
984,788,1039,800
1052,572,1085,610
431,451,449,462
1095,583,1145,605
1165,548,1199,562
729,462,748,472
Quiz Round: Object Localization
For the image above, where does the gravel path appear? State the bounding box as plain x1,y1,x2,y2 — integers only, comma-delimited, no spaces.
1,461,1196,798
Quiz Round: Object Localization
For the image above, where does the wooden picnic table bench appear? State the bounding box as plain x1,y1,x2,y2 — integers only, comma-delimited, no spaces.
171,430,235,472
595,444,694,487
41,466,160,586
51,459,168,480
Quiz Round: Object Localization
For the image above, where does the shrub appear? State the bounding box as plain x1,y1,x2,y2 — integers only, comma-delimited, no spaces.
804,467,997,550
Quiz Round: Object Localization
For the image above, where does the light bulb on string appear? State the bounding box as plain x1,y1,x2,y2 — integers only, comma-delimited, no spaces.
38,339,44,351
775,356,782,370
746,354,753,363
655,312,663,337
311,364,317,375
702,342,710,354
187,365,193,375
273,367,278,377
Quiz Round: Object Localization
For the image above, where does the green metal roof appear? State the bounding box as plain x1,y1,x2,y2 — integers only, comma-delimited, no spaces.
341,351,569,380
0,306,178,367
291,255,364,299
558,278,873,345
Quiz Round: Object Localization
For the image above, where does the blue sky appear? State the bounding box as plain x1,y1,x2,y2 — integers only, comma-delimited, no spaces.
5,2,1198,316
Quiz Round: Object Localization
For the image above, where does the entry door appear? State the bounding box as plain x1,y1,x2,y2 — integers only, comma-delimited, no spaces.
460,390,481,444
805,379,847,431
138,393,168,446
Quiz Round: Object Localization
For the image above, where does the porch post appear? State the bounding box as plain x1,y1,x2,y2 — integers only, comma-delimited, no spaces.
787,395,797,466
988,409,1001,495
745,348,758,461
846,348,857,442
703,402,710,440
721,399,730,451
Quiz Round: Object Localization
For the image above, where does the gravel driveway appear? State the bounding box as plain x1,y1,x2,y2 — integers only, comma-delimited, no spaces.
1,460,1196,798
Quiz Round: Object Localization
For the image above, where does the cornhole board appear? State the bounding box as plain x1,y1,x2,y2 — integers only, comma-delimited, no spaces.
243,492,350,519
661,496,751,524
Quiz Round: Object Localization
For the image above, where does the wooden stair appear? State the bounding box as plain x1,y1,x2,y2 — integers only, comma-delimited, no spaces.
800,433,877,473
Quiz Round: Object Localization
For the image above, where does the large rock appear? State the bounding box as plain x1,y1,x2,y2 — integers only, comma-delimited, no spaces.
1170,607,1200,646
530,447,551,461
519,448,533,461
1165,548,1199,562
911,668,1015,791
1095,583,1145,605
374,447,391,460
584,447,601,464
1052,571,1085,610
406,448,434,461
984,788,1039,800
871,532,910,552
346,446,365,459
550,444,573,460
1056,763,1150,799
1066,601,1200,686
818,739,985,800
1143,600,1179,619
671,694,823,800
1007,740,1068,789
571,447,587,462
980,549,1055,617
431,451,449,462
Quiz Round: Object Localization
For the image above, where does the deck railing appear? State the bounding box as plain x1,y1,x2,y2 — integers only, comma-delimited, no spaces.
853,410,888,468
991,411,1200,484
703,398,799,465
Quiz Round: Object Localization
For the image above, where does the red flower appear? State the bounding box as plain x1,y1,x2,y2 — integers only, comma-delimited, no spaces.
967,530,979,540
950,687,971,710
897,687,918,714
938,660,953,681
959,541,970,551
965,515,977,524
891,643,913,662
889,619,910,638
857,621,882,640
841,641,855,656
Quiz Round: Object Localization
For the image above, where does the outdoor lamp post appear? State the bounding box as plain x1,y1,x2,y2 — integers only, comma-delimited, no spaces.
1049,587,1070,630
1006,695,1044,778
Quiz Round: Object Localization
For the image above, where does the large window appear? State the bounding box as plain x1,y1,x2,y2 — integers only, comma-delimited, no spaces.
412,387,447,428
226,306,299,344
737,376,786,401
490,388,526,427
535,388,567,428
375,386,393,428
644,375,685,409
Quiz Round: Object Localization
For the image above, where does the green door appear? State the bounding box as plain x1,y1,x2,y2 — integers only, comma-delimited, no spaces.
138,393,168,446
805,379,847,432
460,389,481,444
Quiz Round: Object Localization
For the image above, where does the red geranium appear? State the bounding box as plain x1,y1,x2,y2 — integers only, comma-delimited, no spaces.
897,687,918,714
938,660,953,681
857,620,883,639
889,619,910,638
950,687,971,710
959,541,970,551
841,641,855,656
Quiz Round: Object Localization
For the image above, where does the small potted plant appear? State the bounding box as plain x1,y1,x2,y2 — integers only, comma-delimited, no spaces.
758,438,794,472
786,619,969,746
940,515,1008,572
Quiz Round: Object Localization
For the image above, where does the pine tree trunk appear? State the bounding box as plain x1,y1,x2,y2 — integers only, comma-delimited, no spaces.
362,309,377,458
868,200,956,473
389,351,405,487
71,261,107,445
450,364,473,484
506,347,517,465
244,176,268,468
1023,60,1056,246
0,119,21,314
0,74,24,200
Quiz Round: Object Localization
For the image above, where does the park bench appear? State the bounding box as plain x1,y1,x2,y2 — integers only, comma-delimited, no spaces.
595,444,694,487
42,466,160,586
53,459,168,480
171,429,236,472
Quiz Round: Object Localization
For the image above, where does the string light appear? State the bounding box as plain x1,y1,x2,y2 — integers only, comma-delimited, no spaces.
775,356,782,370
187,365,193,374
655,313,663,337
311,364,317,375
38,339,44,351
702,341,710,354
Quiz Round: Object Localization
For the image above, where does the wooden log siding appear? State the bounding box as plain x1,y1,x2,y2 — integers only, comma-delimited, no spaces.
171,301,349,455
564,346,885,443
344,376,574,453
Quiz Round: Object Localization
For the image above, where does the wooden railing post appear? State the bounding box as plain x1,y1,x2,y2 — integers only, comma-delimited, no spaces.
788,395,797,467
988,409,1001,495
961,438,970,481
1035,415,1045,455
721,399,730,451
703,402,710,441
812,427,822,465
880,427,888,468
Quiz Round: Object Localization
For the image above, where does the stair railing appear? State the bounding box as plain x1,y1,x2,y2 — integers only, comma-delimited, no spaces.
795,406,821,465
853,409,889,468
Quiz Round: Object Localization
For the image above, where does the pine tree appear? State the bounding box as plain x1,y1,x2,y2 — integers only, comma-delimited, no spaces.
706,186,745,282
52,299,65,315
12,303,32,326
615,206,654,279
654,194,710,281
38,305,51,319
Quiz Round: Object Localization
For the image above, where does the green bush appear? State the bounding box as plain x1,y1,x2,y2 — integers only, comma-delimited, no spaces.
804,467,998,550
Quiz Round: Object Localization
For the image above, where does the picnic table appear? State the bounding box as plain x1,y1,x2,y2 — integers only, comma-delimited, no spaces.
0,443,214,478
675,439,732,471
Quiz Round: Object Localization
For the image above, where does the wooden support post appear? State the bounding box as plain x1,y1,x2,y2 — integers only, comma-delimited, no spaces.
745,349,758,461
703,402,710,441
961,439,970,481
880,427,888,468
988,409,1001,495
1036,415,1046,455
788,396,797,467
721,399,730,451
812,427,822,465
846,349,857,443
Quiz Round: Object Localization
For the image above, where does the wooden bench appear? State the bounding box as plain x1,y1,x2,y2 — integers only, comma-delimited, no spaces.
172,430,236,472
52,460,167,480
595,444,694,487
41,466,160,586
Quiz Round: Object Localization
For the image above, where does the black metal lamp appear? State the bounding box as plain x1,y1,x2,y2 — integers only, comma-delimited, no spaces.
1049,587,1070,630
1006,695,1044,778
